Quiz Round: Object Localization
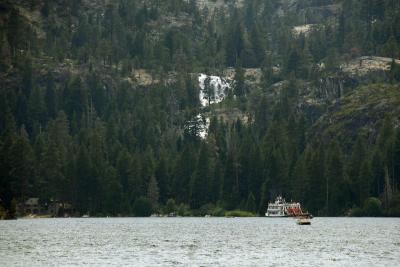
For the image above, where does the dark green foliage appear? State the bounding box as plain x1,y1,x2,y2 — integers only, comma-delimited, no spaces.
132,197,153,217
246,192,256,212
234,61,246,97
0,0,400,218
348,135,368,206
390,59,400,82
388,193,400,216
325,140,347,216
351,197,383,217
224,210,255,217
41,0,50,17
190,143,210,209
164,198,177,214
7,9,21,55
147,175,160,208
363,197,383,217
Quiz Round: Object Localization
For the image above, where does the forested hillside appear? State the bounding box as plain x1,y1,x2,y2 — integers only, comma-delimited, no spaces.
1,0,400,218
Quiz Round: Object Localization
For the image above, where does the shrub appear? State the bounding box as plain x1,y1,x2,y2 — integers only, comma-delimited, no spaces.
197,203,216,216
132,197,153,217
0,204,6,220
388,193,400,216
211,206,226,217
363,197,383,217
349,207,364,217
177,203,192,216
164,198,177,215
350,198,384,217
225,210,256,217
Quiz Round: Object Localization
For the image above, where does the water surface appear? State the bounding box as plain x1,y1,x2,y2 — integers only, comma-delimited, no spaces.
0,217,399,266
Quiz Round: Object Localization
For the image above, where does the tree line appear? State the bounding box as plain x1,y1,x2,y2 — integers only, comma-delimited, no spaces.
1,0,400,217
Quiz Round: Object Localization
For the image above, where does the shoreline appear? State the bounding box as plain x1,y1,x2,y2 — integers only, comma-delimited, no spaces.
11,215,400,220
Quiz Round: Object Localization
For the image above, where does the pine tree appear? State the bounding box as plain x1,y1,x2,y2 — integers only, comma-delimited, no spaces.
225,18,245,66
393,130,400,190
172,145,196,203
75,147,94,213
8,126,35,201
234,61,246,97
45,73,57,119
304,142,325,214
359,159,373,206
258,180,269,214
28,86,45,132
41,0,50,18
40,139,64,200
373,0,385,20
155,152,170,204
7,9,21,57
246,192,256,213
371,150,385,196
261,55,273,87
348,134,367,206
0,34,11,71
222,151,238,209
147,175,160,208
98,163,122,215
337,10,345,49
203,76,215,105
0,116,18,210
286,48,301,76
292,153,307,203
376,116,395,193
250,24,265,67
22,56,33,97
190,144,210,209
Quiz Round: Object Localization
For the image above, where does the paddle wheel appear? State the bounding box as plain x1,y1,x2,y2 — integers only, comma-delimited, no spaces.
285,203,303,216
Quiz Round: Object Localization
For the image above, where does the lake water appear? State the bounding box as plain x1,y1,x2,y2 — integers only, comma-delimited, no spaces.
0,217,399,266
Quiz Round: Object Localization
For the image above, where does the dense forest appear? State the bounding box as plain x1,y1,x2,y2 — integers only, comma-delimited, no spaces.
1,0,400,218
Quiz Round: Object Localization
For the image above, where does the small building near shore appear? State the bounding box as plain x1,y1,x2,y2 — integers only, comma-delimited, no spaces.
48,201,74,217
24,198,43,214
18,198,74,217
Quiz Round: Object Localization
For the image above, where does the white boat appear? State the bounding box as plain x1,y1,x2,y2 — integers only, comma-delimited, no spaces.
265,196,303,217
297,215,311,225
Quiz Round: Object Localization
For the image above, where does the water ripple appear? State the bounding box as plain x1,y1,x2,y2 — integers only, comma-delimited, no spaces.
0,217,399,266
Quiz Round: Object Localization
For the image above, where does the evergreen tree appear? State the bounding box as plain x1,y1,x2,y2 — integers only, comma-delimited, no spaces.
41,0,50,18
359,159,373,206
203,76,215,105
0,117,18,210
155,152,170,204
305,142,325,214
172,145,196,203
371,149,385,196
147,175,160,208
393,130,400,190
234,61,246,97
225,18,245,66
8,126,35,201
190,143,210,209
45,73,57,119
246,192,256,213
347,134,367,206
75,147,94,213
7,9,21,56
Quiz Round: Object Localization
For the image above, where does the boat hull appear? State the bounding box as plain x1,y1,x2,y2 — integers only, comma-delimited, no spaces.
297,221,311,225
265,213,288,217
297,217,311,225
